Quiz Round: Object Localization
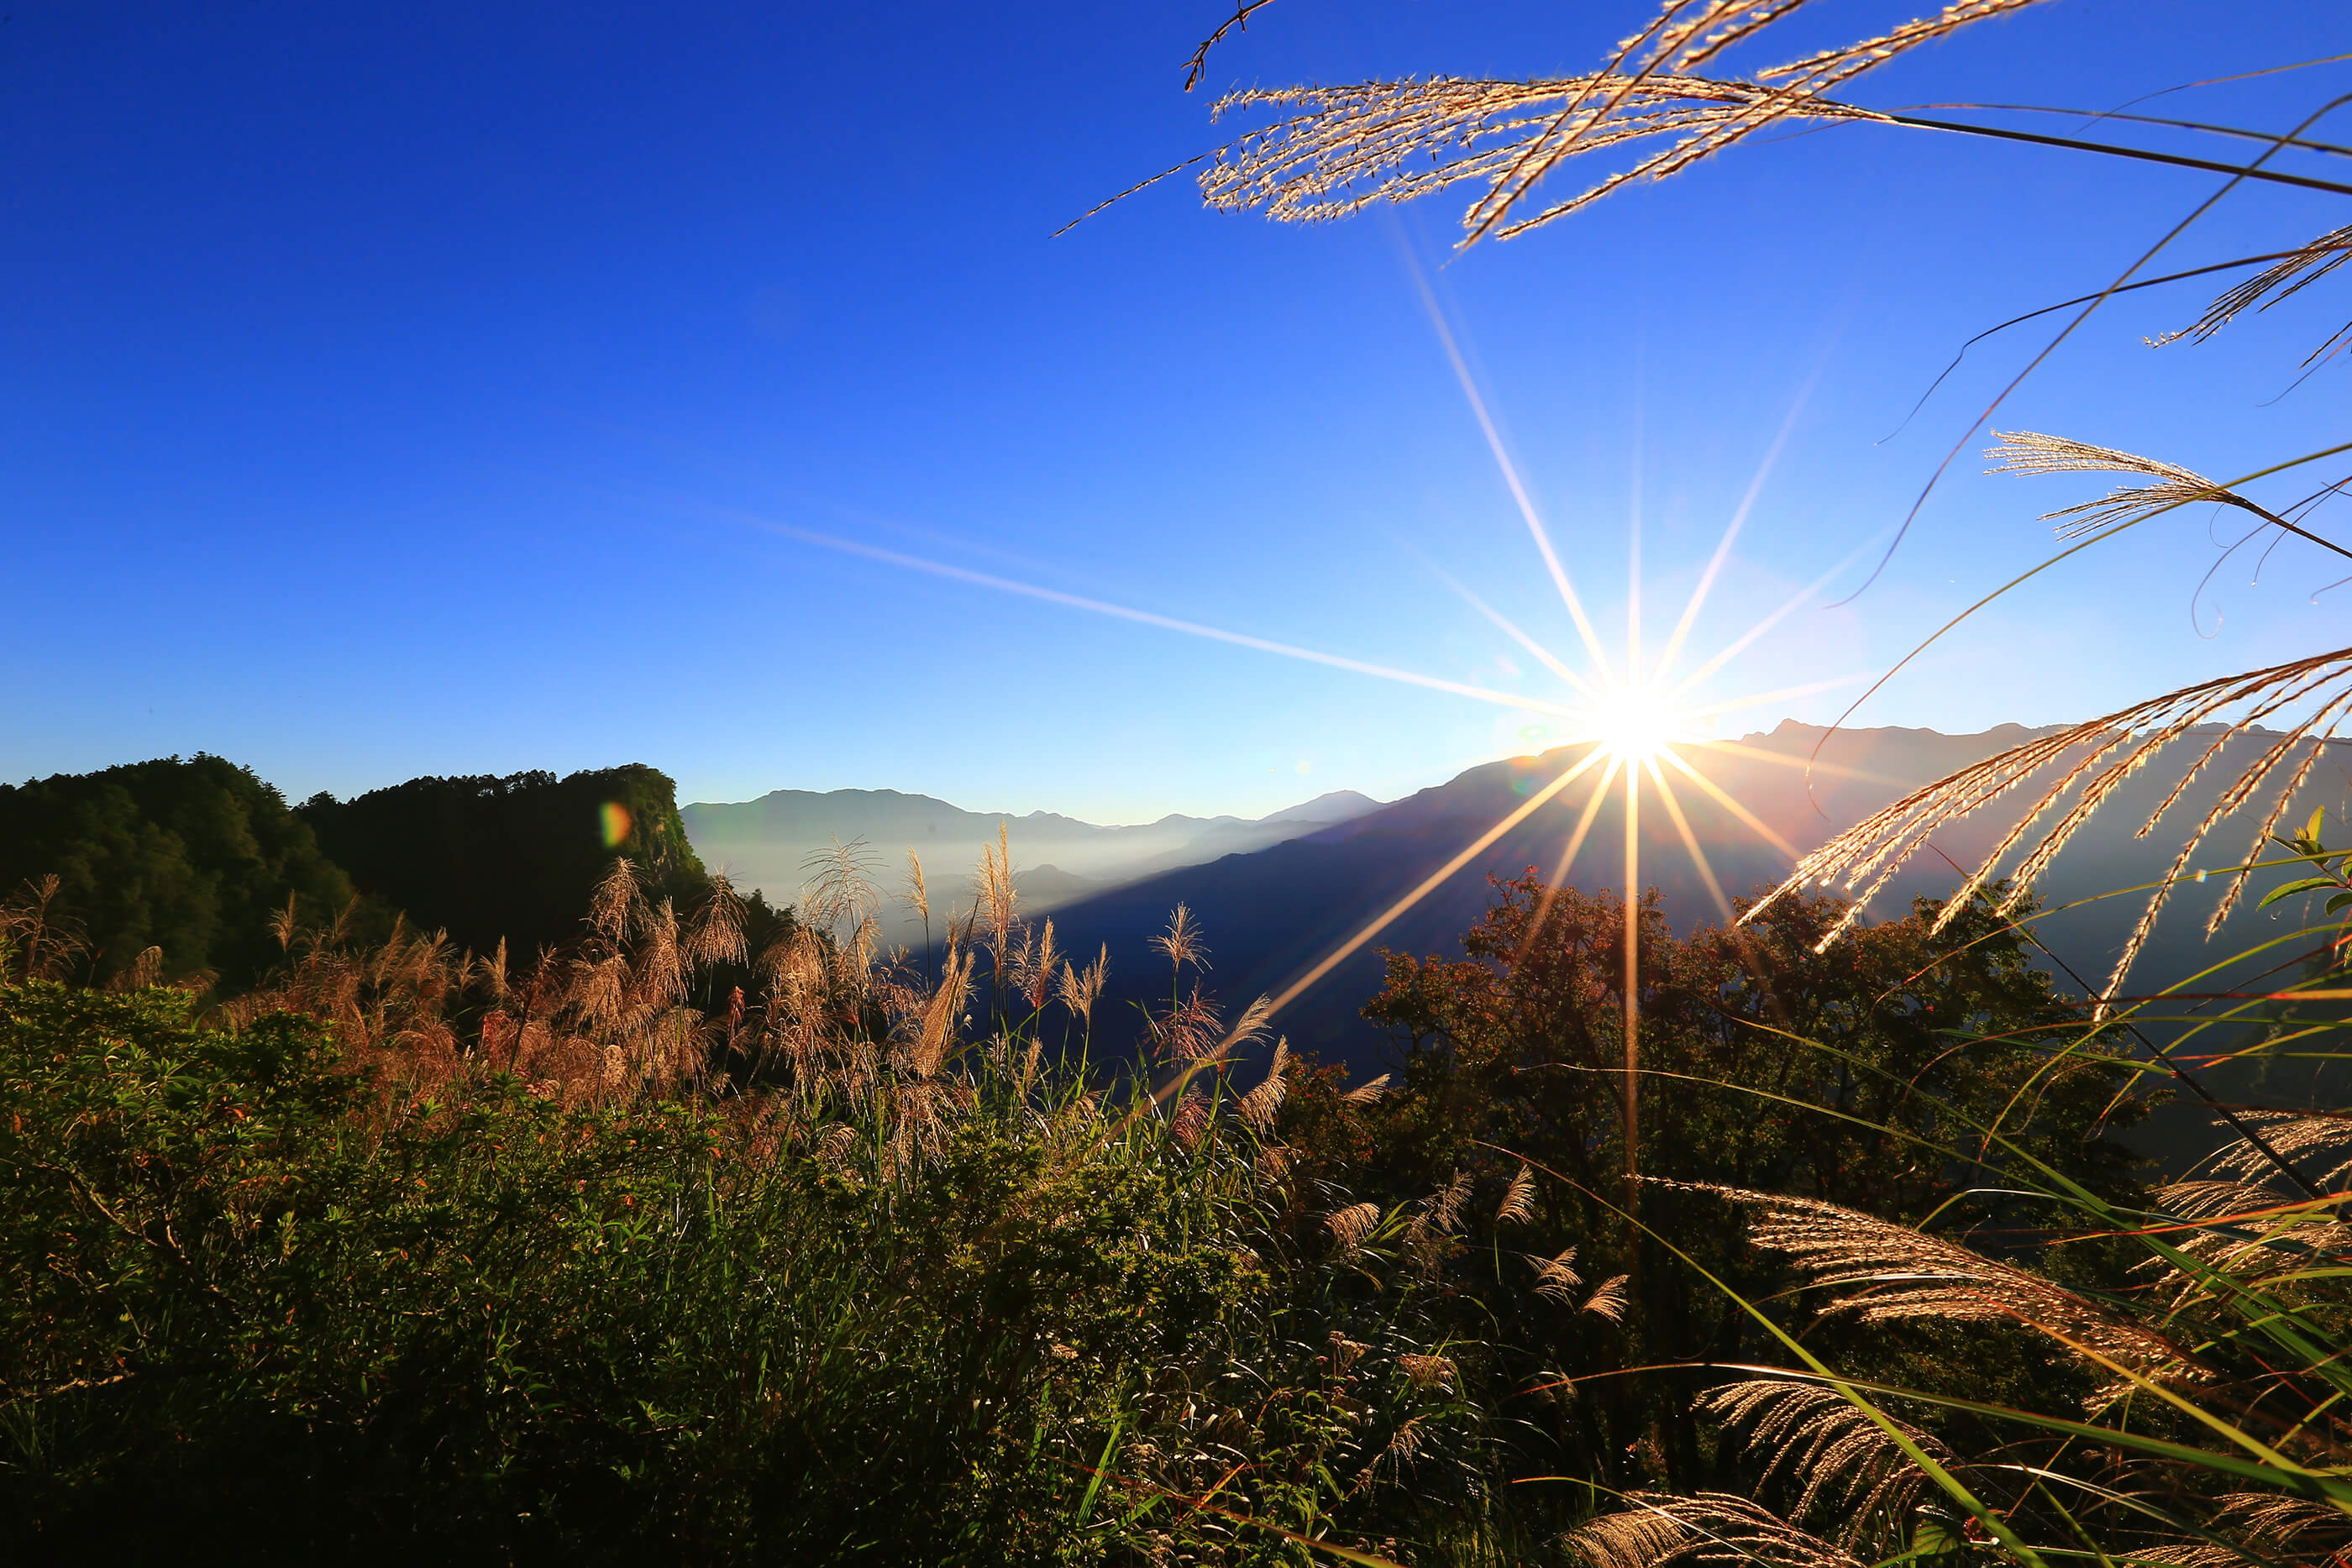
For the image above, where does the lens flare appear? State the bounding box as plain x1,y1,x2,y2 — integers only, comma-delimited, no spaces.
601,800,634,850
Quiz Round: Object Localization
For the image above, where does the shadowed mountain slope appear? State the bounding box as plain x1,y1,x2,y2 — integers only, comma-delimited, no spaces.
1041,721,2352,1069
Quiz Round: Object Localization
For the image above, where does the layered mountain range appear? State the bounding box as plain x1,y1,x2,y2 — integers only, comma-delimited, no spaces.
18,722,2337,1083
679,786,1384,936
685,721,2352,1071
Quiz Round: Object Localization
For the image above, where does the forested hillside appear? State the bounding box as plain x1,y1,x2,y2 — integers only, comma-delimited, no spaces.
298,764,706,959
0,760,715,989
0,756,365,989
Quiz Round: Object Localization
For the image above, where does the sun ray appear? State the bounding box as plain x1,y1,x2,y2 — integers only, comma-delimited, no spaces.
725,269,1853,1074
1399,244,1618,684
1679,672,1875,722
1236,745,1612,1041
1667,528,1897,701
1627,478,1643,687
1649,759,1798,1029
1651,375,1815,690
1656,747,1802,863
1682,736,1902,787
1516,752,1625,963
1646,757,1740,926
1423,560,1605,701
732,510,1574,718
1620,733,1641,1211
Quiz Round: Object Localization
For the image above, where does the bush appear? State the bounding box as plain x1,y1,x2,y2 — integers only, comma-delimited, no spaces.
0,967,1461,1564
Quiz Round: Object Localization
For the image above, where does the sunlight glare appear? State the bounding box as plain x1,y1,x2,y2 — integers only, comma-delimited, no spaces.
1578,684,1692,764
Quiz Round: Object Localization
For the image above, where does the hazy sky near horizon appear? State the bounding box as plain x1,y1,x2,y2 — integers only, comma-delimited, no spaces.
4,1,2347,822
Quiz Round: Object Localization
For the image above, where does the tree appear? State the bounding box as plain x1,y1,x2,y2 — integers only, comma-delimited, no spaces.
298,763,707,961
0,755,362,988
1274,871,2144,1495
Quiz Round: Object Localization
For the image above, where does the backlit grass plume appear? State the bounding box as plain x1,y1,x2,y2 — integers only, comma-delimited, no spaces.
1745,642,2352,1009
2155,222,2352,364
1199,0,2048,244
1696,1381,1950,1544
1566,1492,1868,1568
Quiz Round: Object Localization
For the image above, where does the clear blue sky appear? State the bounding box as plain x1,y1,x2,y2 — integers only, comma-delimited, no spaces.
3,1,2345,821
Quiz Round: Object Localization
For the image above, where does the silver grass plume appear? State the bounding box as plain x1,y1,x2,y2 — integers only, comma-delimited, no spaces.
979,821,1016,962
1169,1086,1211,1148
904,948,970,1080
801,836,882,944
1226,992,1275,1051
588,857,642,944
1202,73,1890,235
1987,430,2229,540
1201,0,2046,245
1532,1245,1583,1303
683,872,748,968
1404,1169,1473,1274
1713,1186,2197,1387
903,849,928,926
1744,644,2352,1014
1152,901,1208,972
1023,917,1059,1009
1698,1381,1952,1546
1396,1353,1457,1392
1238,1036,1289,1133
2206,1112,2352,1192
1326,1200,1382,1256
1582,1273,1632,1323
2155,223,2352,365
2216,1492,2352,1557
1565,1492,1867,1568
1496,1163,1539,1225
2142,1177,2352,1301
1057,942,1109,1023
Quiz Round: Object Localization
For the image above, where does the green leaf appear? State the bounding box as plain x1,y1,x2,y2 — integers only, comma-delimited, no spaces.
2258,877,2339,910
1910,1514,1964,1557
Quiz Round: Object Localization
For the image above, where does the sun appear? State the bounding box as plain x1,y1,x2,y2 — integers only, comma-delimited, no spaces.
1578,684,1692,763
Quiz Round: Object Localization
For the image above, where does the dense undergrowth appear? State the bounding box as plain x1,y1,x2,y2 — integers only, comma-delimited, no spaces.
0,832,2216,1565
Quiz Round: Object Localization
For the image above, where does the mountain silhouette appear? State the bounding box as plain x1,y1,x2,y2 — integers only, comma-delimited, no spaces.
1036,721,2352,1070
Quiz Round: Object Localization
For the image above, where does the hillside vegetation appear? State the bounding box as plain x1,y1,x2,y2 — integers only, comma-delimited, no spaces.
0,758,713,994
299,763,710,959
0,831,2235,1564
0,755,367,990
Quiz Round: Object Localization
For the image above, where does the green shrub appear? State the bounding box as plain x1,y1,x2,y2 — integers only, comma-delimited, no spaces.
0,975,1467,1564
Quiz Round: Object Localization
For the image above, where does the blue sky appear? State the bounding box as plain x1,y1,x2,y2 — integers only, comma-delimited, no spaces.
3,1,2345,821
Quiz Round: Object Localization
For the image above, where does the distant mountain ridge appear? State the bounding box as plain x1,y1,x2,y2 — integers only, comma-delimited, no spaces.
1035,720,2352,1069
679,785,1385,928
1259,790,1381,826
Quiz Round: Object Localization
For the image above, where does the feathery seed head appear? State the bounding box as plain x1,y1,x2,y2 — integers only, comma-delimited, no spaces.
1152,902,1208,972
1496,1163,1539,1225
1326,1200,1382,1254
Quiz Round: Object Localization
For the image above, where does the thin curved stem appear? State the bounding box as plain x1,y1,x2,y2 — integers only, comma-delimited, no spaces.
1901,102,2352,160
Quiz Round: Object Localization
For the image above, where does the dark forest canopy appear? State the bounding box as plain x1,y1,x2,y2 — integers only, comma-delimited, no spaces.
297,764,706,962
0,758,712,989
0,755,360,989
